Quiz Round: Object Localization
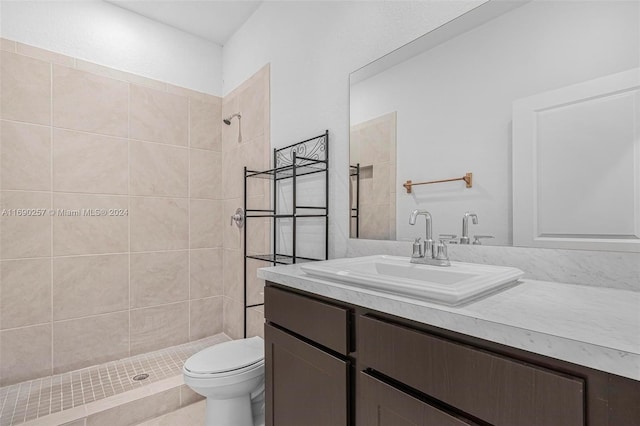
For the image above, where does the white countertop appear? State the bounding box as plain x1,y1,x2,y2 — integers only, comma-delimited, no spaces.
258,263,640,381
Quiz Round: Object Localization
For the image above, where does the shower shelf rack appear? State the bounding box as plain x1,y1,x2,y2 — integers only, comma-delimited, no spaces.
350,163,360,238
242,131,329,336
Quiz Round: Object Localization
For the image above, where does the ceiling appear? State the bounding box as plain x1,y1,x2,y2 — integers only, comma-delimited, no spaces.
107,0,262,46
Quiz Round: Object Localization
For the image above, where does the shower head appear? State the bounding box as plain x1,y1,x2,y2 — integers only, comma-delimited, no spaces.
223,113,241,125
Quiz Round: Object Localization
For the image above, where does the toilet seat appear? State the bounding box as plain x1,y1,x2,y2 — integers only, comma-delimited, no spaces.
184,359,264,380
184,336,264,377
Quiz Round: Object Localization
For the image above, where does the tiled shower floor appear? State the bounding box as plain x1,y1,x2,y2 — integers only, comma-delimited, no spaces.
0,333,229,426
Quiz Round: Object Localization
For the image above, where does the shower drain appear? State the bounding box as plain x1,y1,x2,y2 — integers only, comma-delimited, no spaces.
132,373,149,381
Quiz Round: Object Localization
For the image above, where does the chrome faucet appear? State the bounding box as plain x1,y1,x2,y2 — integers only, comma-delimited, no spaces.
409,209,433,258
460,212,478,244
409,209,450,266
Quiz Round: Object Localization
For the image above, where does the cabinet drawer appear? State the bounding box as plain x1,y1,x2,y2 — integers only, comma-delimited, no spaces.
266,324,349,426
265,286,350,355
359,315,585,426
358,372,476,426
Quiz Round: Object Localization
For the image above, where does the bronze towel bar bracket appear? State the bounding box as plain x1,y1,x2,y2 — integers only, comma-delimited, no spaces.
403,172,472,194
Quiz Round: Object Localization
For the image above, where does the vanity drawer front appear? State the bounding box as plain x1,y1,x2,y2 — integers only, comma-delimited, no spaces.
265,286,350,355
359,315,585,426
358,372,477,426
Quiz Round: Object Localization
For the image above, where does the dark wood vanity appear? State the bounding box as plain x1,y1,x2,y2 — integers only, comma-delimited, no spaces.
264,282,640,426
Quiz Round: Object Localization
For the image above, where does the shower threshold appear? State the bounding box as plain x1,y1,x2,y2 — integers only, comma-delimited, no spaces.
0,334,229,426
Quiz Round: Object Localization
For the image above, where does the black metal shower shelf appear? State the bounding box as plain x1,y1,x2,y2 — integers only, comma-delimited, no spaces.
245,212,327,219
246,253,323,265
350,163,360,238
242,130,329,338
245,161,327,181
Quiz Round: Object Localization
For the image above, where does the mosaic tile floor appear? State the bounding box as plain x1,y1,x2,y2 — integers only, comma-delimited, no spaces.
0,334,229,426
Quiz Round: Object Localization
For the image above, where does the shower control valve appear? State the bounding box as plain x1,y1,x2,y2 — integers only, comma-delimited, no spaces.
230,208,244,228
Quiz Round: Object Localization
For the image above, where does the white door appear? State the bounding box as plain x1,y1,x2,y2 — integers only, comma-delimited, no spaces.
512,68,640,252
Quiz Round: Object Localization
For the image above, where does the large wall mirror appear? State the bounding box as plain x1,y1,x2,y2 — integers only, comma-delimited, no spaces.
349,0,640,252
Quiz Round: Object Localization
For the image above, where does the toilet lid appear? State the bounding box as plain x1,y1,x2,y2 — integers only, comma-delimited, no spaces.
184,336,264,375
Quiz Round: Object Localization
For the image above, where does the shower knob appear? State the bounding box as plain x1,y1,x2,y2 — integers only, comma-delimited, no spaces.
230,208,244,228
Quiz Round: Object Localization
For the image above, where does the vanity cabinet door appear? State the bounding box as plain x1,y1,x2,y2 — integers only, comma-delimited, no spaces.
265,324,349,426
358,372,477,426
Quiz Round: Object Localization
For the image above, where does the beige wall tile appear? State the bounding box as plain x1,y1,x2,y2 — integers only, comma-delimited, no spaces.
130,302,189,355
245,202,268,254
246,307,265,339
0,190,51,259
130,85,188,146
53,312,129,373
246,258,268,307
130,251,188,308
166,84,212,103
1,120,51,191
189,296,223,341
0,51,51,125
1,324,52,385
238,75,267,143
222,297,243,340
189,149,221,199
222,198,242,250
53,254,129,320
190,98,221,151
240,135,269,173
86,388,180,426
53,65,128,137
53,129,128,195
371,162,390,205
130,197,189,252
1,258,51,329
53,193,128,256
130,141,188,197
0,38,16,52
76,59,167,91
221,94,240,152
222,249,242,302
221,148,242,199
189,248,223,299
16,42,75,66
189,199,222,249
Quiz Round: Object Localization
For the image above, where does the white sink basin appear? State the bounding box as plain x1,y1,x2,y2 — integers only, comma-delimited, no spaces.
300,255,524,305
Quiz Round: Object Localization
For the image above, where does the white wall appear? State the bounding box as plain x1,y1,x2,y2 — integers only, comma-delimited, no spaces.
222,0,485,258
0,1,223,95
351,0,639,245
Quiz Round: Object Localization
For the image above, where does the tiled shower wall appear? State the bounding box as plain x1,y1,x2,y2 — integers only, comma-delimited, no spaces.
0,39,228,386
350,112,397,240
221,65,270,340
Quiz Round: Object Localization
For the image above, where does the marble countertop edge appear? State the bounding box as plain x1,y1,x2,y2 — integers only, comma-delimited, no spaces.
258,266,640,381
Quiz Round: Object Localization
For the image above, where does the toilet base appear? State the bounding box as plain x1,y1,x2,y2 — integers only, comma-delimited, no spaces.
205,394,253,426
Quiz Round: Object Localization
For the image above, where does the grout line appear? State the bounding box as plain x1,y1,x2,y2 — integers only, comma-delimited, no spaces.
49,57,55,382
127,79,132,359
0,248,211,264
187,97,192,342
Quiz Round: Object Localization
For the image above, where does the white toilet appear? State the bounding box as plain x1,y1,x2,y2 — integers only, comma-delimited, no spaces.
183,336,265,426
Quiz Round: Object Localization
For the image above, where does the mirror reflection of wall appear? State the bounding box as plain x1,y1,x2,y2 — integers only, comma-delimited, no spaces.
349,112,397,240
349,0,640,250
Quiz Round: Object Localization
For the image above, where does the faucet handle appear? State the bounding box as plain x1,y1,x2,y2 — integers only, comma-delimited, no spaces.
411,237,423,258
435,239,449,261
472,235,494,245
